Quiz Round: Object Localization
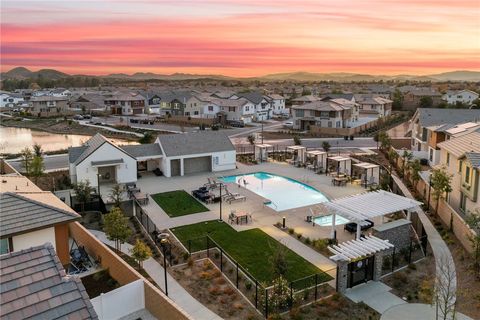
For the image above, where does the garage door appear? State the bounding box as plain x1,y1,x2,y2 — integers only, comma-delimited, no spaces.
184,156,211,175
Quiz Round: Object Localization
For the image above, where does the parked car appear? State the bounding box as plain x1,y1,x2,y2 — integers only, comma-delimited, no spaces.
228,120,245,128
73,115,84,120
284,121,294,128
83,114,92,119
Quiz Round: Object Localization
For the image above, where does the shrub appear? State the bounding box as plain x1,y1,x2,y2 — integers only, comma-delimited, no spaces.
233,302,244,310
305,237,311,245
288,228,295,235
408,263,417,270
223,286,235,295
208,285,221,295
202,260,212,271
183,252,190,261
200,271,212,280
245,282,252,291
187,257,194,267
215,277,226,285
296,233,302,240
214,252,220,259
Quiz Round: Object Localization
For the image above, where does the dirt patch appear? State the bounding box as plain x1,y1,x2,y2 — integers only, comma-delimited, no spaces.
382,255,435,303
82,269,120,298
283,293,380,320
29,170,71,191
171,259,262,319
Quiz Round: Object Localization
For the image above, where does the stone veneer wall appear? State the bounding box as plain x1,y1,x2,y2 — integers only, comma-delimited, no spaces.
373,219,412,250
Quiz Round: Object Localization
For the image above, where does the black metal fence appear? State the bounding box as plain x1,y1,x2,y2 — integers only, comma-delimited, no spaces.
381,235,428,277
186,235,334,318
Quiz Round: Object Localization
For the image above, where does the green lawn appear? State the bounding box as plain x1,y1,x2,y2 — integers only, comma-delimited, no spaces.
151,190,209,217
171,220,330,284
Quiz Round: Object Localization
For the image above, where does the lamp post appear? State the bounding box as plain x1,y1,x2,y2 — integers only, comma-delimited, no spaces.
261,121,264,144
282,216,286,229
219,182,224,222
160,238,169,296
427,172,432,211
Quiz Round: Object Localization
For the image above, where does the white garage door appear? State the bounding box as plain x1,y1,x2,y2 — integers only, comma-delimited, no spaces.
184,156,212,175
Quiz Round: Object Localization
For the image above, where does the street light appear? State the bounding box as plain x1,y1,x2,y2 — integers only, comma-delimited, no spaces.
261,121,264,144
219,182,225,222
96,173,102,196
160,238,169,296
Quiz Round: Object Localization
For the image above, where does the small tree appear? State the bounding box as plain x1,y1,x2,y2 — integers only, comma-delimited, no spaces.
130,239,152,269
401,150,413,177
73,180,93,213
322,141,331,153
434,255,457,320
387,149,399,167
409,159,422,190
270,245,288,278
466,209,480,278
392,89,404,110
20,147,33,174
29,155,44,184
293,135,301,146
247,134,256,145
373,132,380,150
430,167,452,216
419,96,433,108
33,143,43,157
109,184,123,207
104,207,131,252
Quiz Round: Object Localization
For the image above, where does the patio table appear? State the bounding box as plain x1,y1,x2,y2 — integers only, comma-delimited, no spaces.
233,211,249,225
133,192,149,205
333,177,348,186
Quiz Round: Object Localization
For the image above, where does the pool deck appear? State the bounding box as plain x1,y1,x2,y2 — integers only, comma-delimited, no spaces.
113,161,376,274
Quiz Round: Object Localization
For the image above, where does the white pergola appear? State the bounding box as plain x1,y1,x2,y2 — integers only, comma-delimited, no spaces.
254,144,272,162
306,150,327,171
328,235,394,262
352,162,380,187
287,145,307,164
327,155,352,175
320,190,422,239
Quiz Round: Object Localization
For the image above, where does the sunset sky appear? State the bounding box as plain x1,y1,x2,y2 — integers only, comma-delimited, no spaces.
1,0,479,77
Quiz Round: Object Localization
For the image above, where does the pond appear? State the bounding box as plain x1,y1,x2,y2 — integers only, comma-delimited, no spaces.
0,126,136,154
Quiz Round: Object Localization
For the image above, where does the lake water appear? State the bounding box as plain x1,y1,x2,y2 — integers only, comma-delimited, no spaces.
0,126,136,154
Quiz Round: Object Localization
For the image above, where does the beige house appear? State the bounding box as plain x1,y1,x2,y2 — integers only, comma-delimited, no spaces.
437,130,480,216
291,99,357,130
28,95,70,116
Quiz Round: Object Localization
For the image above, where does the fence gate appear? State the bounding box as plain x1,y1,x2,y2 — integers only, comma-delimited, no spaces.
347,255,374,288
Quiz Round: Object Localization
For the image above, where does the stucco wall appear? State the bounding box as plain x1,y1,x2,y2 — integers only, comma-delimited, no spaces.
13,227,56,252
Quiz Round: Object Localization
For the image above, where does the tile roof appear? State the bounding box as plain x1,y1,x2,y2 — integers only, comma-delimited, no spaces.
0,192,80,237
415,108,480,128
0,244,98,320
437,131,480,157
68,134,134,165
465,152,480,169
158,132,235,157
237,92,265,104
120,143,163,158
292,100,351,112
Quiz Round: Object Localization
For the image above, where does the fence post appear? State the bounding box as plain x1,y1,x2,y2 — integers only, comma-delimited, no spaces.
391,247,396,273
290,282,293,309
265,288,268,319
146,215,150,233
188,240,191,256
236,261,239,288
220,249,223,272
206,237,209,258
255,280,258,309
315,274,318,301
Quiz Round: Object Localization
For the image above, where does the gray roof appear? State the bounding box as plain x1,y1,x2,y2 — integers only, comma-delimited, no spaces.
416,108,480,127
237,92,265,104
68,134,134,165
158,132,235,157
321,93,354,101
0,243,98,320
0,192,80,237
465,152,480,169
120,143,163,158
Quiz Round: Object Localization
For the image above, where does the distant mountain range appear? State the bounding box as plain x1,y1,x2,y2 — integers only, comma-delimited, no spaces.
2,67,480,82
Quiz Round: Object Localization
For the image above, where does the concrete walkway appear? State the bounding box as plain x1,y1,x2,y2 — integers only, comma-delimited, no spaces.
88,229,221,320
345,281,406,314
261,225,337,279
381,303,473,320
392,175,457,300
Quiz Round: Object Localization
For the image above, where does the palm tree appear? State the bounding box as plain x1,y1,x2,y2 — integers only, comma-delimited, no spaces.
409,159,422,189
401,150,413,177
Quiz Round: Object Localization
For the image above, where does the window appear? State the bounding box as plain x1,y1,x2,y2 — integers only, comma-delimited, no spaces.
320,111,329,118
465,166,470,183
460,192,467,212
446,153,450,165
328,121,332,128
228,107,235,112
245,106,250,111
296,110,304,117
459,161,463,173
208,105,214,111
194,111,199,115
336,121,341,128
429,149,433,162
0,238,11,254
185,112,190,116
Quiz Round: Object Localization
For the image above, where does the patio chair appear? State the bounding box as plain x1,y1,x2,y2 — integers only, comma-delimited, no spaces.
227,193,246,204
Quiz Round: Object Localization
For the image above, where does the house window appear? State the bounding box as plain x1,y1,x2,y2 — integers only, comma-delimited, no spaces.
446,153,450,165
194,111,199,115
296,110,304,117
228,107,235,112
245,106,250,111
0,238,11,254
208,106,214,111
185,112,190,116
465,166,470,183
459,161,463,173
460,192,467,212
336,121,341,128
429,149,433,162
328,121,332,128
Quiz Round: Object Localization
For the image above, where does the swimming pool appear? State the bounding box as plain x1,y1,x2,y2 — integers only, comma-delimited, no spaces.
313,214,350,227
220,172,328,211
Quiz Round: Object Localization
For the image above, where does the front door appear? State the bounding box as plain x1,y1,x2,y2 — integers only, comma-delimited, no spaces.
347,256,375,288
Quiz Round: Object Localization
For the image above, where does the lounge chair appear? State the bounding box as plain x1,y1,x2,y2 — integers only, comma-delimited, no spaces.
226,193,246,204
344,219,374,233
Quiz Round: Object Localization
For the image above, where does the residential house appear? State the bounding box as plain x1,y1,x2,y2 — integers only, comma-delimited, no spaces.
409,108,480,160
354,94,392,117
71,93,106,112
194,93,221,118
0,91,25,108
184,95,206,118
321,93,355,102
403,89,442,109
291,95,321,106
442,90,479,105
291,99,356,130
156,131,236,177
28,95,70,116
105,92,146,115
437,129,480,216
157,91,192,116
236,92,272,121
0,175,81,264
214,97,255,123
266,93,286,115
50,88,72,97
0,243,99,319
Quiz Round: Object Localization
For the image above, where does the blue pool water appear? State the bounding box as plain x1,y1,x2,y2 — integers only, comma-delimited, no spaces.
220,172,328,211
313,215,350,226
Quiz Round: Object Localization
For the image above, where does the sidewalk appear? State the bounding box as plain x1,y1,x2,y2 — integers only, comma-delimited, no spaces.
88,229,222,320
